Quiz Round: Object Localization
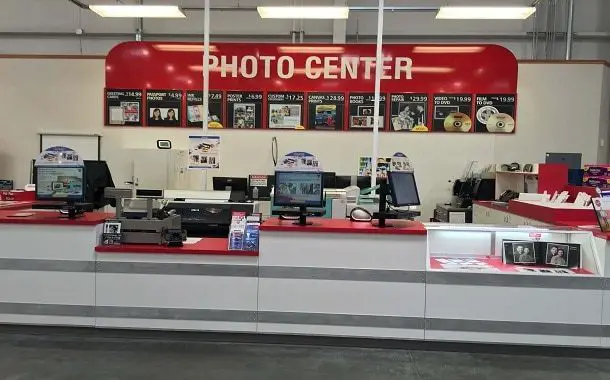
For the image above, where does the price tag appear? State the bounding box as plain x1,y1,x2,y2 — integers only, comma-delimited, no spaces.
105,88,143,126
267,92,305,129
306,92,345,130
226,91,264,129
474,94,517,133
347,93,386,131
389,93,429,132
432,94,473,133
146,90,183,127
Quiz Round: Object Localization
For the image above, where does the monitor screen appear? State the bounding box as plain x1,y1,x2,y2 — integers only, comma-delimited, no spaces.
35,166,85,201
335,175,352,189
212,177,248,192
274,171,324,208
356,176,371,189
323,172,336,189
388,171,420,207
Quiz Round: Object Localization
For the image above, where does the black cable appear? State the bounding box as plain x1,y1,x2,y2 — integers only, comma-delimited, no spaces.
271,137,278,166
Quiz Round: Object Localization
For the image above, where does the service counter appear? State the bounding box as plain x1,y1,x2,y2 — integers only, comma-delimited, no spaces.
4,210,610,348
258,218,428,339
0,210,107,327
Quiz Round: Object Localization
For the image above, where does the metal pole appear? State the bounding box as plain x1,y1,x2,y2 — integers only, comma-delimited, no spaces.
566,0,575,60
136,0,143,41
371,0,384,190
202,0,210,190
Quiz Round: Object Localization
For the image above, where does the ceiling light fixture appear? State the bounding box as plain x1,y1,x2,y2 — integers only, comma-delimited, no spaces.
257,6,349,19
89,5,186,18
436,6,535,20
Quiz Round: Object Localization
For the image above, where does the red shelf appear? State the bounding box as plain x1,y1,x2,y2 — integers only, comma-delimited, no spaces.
0,210,110,226
96,237,258,256
260,217,427,235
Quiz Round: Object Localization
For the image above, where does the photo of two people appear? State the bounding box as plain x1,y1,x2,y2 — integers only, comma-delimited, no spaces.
149,107,179,126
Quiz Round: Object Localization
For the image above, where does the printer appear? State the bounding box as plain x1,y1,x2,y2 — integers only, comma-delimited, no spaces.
163,189,260,237
104,188,182,245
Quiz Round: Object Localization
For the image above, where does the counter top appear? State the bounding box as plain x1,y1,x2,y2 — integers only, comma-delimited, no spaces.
260,217,427,235
475,200,596,225
0,201,35,211
95,237,258,256
0,210,110,226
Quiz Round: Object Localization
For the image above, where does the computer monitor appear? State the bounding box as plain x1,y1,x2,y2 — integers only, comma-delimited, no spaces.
387,171,421,207
35,166,85,202
335,175,353,189
356,176,372,189
212,177,248,192
323,172,336,189
83,160,115,209
274,171,324,208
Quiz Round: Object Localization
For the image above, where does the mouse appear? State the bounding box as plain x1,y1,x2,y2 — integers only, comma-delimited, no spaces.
350,207,372,222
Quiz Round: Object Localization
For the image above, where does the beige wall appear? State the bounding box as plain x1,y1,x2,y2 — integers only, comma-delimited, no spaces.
0,58,608,217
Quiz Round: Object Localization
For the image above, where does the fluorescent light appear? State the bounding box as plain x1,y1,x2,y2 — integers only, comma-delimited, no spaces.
153,44,218,52
413,46,485,54
89,5,186,18
257,6,349,19
278,46,345,54
436,6,535,20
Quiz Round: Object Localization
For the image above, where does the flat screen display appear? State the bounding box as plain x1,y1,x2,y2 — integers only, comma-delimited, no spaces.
274,171,324,208
35,166,85,201
388,171,420,207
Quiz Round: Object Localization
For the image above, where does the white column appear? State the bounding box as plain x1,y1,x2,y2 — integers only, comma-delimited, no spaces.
201,0,210,190
332,0,347,44
371,0,384,189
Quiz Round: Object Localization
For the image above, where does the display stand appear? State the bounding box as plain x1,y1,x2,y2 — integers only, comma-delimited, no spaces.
295,206,312,226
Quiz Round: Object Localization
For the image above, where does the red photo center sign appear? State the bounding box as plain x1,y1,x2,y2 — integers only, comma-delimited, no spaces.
105,42,517,133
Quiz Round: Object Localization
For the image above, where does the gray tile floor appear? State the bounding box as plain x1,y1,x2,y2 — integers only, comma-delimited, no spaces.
2,336,610,380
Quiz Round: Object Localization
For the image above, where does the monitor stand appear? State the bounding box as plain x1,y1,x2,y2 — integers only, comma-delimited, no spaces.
295,206,313,226
372,178,394,228
60,202,92,219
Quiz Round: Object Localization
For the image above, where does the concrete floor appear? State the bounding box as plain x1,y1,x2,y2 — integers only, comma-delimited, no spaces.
2,335,610,380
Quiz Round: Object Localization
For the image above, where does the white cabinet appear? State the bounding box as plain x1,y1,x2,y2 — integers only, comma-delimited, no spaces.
473,204,550,227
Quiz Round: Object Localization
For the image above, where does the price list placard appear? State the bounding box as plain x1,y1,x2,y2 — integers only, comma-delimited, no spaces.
267,92,305,129
474,94,516,133
186,90,224,128
226,91,263,129
146,90,183,127
388,93,429,132
105,89,142,126
306,92,345,130
348,93,386,130
432,94,473,133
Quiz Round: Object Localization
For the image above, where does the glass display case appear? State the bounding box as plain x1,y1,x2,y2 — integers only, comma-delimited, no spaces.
425,223,601,277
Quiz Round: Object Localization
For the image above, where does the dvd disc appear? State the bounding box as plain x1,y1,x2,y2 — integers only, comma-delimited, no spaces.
444,112,472,132
476,105,499,124
486,113,515,133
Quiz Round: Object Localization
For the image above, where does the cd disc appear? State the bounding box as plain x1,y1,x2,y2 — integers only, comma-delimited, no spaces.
444,112,472,132
486,113,515,133
476,105,499,124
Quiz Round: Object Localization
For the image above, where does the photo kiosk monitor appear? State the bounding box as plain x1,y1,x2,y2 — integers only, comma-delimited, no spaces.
387,171,421,207
35,166,85,202
335,175,353,189
83,160,115,209
323,172,337,189
356,176,372,189
274,171,324,225
212,177,248,192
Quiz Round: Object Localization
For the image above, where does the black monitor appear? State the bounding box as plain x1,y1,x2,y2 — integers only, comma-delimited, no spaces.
83,160,116,209
323,172,336,189
35,166,85,202
356,176,372,189
387,171,421,207
213,177,248,192
335,175,352,189
274,171,324,225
